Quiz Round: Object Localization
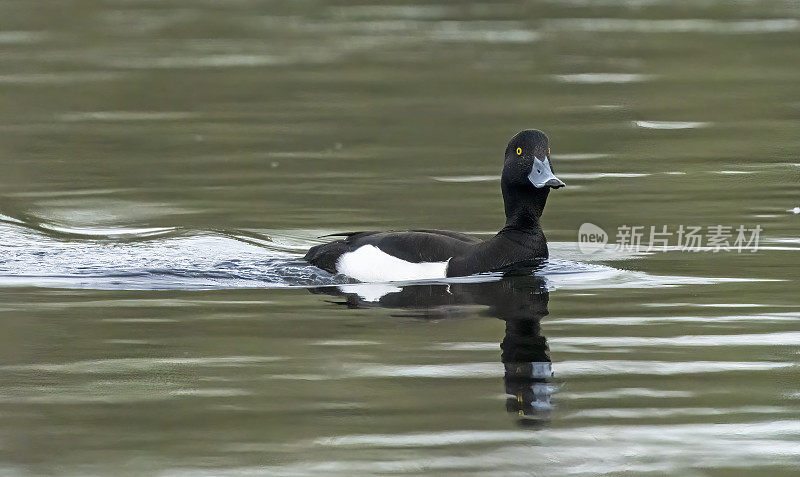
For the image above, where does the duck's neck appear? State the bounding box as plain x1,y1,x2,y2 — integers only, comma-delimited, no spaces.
501,185,548,232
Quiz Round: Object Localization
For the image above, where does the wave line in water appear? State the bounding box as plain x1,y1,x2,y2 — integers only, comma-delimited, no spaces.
0,216,770,292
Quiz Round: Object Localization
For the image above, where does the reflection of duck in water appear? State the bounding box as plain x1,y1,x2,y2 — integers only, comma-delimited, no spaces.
310,271,553,424
502,316,553,424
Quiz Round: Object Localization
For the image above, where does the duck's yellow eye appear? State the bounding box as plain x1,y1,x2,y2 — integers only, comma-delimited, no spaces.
516,147,522,156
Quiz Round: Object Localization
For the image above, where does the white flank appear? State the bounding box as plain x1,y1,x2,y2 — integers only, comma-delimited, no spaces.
336,245,449,282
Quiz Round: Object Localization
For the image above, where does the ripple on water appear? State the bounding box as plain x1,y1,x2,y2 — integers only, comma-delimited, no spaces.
431,25,540,43
554,331,800,347
552,153,609,160
566,406,788,419
431,175,498,183
57,111,198,122
106,54,288,69
558,172,650,179
0,31,48,44
0,71,123,84
340,360,792,380
327,5,457,20
634,120,709,129
0,217,781,291
261,420,800,475
548,312,800,326
546,18,800,34
554,73,652,83
1,356,284,374
715,170,755,175
315,430,534,447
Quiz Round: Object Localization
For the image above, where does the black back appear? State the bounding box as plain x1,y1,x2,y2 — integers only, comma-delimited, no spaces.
304,230,481,273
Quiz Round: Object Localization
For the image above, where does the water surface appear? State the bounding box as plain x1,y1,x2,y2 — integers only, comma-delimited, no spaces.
1,0,799,475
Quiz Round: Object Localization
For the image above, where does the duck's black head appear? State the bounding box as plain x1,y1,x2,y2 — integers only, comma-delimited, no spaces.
503,129,565,190
501,129,565,227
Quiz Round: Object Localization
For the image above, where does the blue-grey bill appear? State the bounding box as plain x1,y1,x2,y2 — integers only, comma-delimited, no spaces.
528,157,565,188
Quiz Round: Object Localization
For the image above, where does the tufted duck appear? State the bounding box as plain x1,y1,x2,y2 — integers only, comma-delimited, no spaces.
304,129,564,281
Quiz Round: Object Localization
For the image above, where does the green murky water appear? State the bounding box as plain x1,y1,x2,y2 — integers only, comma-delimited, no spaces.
1,1,799,475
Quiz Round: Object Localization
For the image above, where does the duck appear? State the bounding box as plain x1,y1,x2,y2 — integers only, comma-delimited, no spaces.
304,129,565,281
